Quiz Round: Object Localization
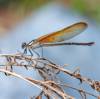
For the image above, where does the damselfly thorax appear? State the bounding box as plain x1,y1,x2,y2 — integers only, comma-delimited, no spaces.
22,22,94,56
22,39,41,55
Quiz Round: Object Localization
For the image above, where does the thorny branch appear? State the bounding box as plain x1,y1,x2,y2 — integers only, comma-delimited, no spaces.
0,53,100,99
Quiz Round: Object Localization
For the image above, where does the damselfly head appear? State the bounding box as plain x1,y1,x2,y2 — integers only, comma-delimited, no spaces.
22,42,27,49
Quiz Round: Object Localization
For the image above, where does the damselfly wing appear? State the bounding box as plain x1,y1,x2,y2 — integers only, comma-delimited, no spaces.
36,22,87,44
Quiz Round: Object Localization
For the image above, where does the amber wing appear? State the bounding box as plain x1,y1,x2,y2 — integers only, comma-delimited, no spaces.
37,22,87,44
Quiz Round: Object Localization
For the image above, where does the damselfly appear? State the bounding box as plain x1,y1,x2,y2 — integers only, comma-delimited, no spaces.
22,22,94,55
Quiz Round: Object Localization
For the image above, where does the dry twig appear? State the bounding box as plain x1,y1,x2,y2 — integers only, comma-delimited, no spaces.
0,53,99,99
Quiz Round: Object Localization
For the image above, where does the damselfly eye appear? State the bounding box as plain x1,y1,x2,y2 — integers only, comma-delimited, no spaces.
22,42,27,49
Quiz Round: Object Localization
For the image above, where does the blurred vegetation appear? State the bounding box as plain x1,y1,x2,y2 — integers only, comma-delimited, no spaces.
57,0,100,22
71,0,100,22
0,0,100,22
0,0,99,35
0,0,50,35
0,0,100,21
0,0,49,14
